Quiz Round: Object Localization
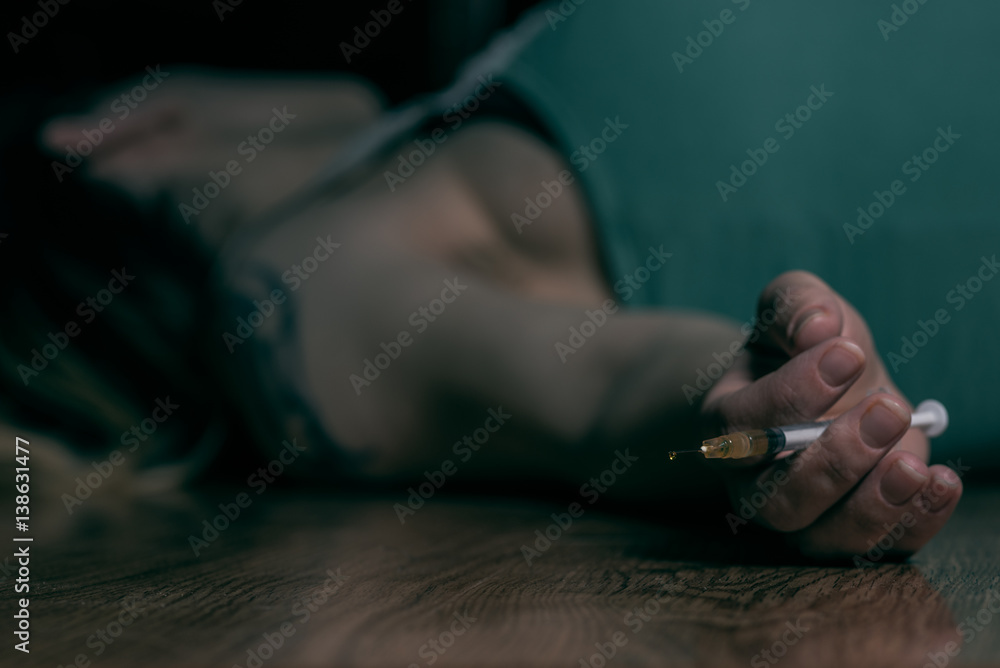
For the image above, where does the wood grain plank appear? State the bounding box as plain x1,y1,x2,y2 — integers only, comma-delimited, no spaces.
5,487,999,667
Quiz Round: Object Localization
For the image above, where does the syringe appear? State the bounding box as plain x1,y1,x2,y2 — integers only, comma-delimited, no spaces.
669,399,949,461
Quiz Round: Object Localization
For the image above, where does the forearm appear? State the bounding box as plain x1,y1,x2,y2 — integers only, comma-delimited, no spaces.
299,230,741,498
415,294,743,499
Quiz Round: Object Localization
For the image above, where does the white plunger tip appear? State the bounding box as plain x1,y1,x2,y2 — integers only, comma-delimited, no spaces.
915,399,949,438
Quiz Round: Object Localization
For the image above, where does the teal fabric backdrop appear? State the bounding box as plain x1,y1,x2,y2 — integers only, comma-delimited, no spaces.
501,0,1000,464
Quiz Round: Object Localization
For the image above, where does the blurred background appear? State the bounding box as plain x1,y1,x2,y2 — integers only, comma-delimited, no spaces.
1,0,543,115
0,0,543,482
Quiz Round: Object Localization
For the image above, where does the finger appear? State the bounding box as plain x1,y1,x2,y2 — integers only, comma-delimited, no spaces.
792,453,963,558
735,393,911,532
755,270,846,356
711,336,866,430
41,100,185,162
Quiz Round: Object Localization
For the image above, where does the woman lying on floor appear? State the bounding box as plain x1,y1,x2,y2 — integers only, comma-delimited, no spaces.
8,1,998,557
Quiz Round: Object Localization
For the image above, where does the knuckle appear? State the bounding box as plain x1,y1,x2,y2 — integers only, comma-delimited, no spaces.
765,270,812,294
855,513,888,541
750,485,812,533
760,270,814,304
781,269,818,283
817,440,863,489
757,502,811,533
759,512,803,534
770,377,812,423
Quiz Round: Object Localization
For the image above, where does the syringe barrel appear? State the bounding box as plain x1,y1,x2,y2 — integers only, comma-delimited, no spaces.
702,429,771,458
777,422,833,451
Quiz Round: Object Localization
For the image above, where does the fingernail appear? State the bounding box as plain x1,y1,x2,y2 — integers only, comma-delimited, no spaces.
860,398,910,449
881,459,928,505
818,341,864,387
923,471,960,512
790,309,824,346
929,471,958,511
934,471,960,489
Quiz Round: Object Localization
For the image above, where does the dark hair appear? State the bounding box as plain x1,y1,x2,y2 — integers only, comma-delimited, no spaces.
0,99,237,481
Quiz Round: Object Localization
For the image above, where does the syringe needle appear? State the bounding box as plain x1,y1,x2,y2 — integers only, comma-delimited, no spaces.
667,449,703,460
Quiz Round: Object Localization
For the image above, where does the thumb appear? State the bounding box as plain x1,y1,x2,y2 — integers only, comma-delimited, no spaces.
755,270,847,356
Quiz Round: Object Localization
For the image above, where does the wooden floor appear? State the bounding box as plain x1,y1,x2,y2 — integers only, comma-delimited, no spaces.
8,484,1000,667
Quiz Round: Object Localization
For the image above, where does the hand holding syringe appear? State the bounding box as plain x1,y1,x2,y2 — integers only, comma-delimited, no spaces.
670,399,949,461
